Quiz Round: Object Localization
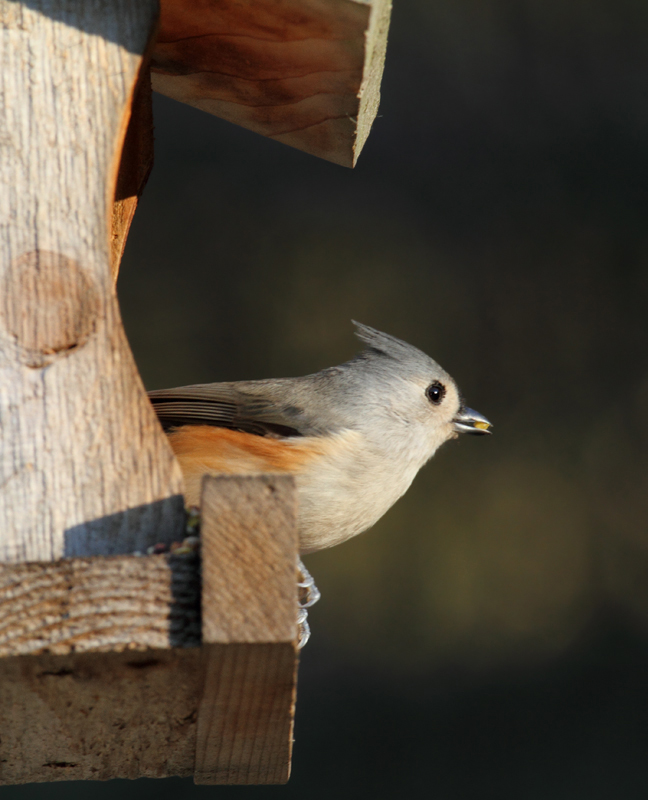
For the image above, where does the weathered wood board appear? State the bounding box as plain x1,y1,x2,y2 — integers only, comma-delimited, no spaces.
195,643,297,785
0,552,201,783
151,0,392,167
0,475,298,785
195,475,298,785
0,648,203,783
0,1,186,563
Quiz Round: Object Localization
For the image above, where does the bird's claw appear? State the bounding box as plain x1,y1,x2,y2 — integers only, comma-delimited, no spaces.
297,558,321,608
297,558,320,648
297,607,311,649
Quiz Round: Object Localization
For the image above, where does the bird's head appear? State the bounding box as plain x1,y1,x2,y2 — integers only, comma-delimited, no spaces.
345,322,492,463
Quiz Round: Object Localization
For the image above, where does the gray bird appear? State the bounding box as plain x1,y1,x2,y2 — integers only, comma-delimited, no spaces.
149,322,491,554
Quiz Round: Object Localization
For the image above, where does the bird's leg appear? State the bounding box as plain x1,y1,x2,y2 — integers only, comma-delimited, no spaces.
296,558,321,648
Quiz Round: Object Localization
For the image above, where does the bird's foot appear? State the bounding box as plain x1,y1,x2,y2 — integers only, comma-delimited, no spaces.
297,558,321,607
297,607,311,648
297,558,320,648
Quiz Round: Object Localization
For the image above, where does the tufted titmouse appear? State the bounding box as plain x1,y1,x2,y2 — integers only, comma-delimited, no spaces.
149,322,492,554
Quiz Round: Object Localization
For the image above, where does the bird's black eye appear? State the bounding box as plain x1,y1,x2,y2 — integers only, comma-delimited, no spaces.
426,381,446,405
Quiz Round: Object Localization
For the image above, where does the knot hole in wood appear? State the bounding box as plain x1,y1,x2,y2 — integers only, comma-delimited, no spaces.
1,250,101,368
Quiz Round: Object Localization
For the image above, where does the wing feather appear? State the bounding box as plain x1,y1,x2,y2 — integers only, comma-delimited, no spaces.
148,382,308,438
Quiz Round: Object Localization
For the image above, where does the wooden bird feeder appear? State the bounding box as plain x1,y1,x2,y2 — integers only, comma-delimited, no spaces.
0,0,390,785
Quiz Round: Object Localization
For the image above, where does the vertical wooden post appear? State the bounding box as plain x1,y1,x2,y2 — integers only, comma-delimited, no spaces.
0,1,184,562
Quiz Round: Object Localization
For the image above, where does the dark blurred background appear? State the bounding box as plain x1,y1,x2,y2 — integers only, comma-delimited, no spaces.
6,0,648,797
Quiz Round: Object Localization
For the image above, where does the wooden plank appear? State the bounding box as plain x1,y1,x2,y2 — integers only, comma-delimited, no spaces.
0,476,300,785
0,554,200,657
0,648,202,784
0,553,202,784
0,1,185,563
200,475,298,644
195,475,298,785
151,0,392,167
195,644,297,785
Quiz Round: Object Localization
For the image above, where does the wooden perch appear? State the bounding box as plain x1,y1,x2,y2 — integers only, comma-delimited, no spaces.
0,475,298,785
151,0,392,167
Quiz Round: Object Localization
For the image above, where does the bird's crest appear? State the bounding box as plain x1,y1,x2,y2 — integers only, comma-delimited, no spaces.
352,321,440,373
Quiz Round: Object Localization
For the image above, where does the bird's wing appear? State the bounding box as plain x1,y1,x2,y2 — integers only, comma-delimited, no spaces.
148,381,319,438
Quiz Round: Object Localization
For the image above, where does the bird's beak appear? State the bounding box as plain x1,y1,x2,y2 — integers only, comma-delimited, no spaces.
453,407,493,435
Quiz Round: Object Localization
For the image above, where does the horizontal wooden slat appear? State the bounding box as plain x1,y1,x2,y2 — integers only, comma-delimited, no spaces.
151,0,392,167
0,554,200,657
0,647,202,784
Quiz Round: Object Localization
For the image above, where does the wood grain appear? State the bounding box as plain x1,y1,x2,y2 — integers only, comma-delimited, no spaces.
0,552,202,784
195,475,298,785
200,475,298,644
0,554,200,657
0,476,300,785
151,0,392,167
0,647,202,784
0,1,185,562
195,644,297,785
0,4,303,783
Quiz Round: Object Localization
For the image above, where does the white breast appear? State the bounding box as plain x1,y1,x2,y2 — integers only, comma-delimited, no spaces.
292,428,431,553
